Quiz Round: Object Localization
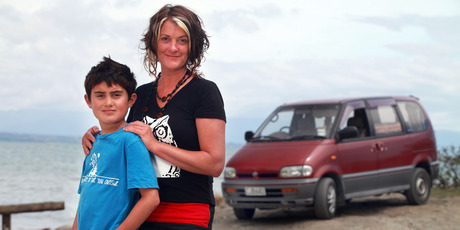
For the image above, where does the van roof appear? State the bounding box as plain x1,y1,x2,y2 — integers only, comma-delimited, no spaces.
282,95,420,107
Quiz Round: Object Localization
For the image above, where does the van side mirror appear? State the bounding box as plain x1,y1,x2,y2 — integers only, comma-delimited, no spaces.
337,126,359,141
245,131,254,142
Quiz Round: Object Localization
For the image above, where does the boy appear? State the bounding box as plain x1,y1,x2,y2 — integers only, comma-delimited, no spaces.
73,57,159,230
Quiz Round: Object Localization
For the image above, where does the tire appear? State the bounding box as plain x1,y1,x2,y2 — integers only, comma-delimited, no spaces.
405,168,431,205
233,208,255,219
314,177,337,219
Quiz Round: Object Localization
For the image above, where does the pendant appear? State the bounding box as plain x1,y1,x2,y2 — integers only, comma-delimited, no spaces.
142,107,148,113
157,112,163,118
160,97,167,102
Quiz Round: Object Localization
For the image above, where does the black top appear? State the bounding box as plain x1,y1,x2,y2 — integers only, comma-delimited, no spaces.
127,77,226,204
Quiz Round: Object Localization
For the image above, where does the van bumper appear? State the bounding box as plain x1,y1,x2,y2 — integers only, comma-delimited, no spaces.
222,178,319,209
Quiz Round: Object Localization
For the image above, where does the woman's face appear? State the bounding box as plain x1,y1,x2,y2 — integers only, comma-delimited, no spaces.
157,19,189,73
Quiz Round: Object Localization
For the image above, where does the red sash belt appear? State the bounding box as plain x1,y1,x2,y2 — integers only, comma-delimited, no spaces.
145,202,210,228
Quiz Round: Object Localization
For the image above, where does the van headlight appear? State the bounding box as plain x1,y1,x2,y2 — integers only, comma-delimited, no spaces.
280,165,313,177
224,167,236,178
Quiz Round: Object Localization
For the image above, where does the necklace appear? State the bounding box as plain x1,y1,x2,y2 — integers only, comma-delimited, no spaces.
156,71,189,102
142,71,190,118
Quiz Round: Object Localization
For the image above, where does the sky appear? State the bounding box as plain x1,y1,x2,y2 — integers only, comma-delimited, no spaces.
0,0,459,146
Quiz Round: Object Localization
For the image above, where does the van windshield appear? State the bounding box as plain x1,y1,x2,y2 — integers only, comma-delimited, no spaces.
251,104,340,142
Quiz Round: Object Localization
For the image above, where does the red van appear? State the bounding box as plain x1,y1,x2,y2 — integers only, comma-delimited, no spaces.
222,96,438,219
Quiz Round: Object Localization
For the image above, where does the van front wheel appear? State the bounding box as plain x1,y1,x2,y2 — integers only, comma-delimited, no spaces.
405,168,431,205
233,208,255,219
314,177,337,219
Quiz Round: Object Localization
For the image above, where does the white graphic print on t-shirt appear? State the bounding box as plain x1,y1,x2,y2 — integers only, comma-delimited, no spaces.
143,115,181,178
81,152,120,187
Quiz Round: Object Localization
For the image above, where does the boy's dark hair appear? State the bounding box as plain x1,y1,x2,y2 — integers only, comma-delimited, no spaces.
84,56,136,100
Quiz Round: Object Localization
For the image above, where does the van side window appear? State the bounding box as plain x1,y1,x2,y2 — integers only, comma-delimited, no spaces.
397,101,428,133
369,105,403,136
339,101,370,139
347,109,370,138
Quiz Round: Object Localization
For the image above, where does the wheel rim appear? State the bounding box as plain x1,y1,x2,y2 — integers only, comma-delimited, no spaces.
416,176,427,198
327,185,336,214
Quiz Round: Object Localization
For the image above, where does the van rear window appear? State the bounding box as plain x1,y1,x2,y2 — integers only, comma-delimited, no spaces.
397,101,428,133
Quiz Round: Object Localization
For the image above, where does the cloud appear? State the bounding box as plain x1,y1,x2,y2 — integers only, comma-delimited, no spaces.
353,15,460,58
0,1,149,111
209,54,459,132
0,0,459,138
206,3,282,34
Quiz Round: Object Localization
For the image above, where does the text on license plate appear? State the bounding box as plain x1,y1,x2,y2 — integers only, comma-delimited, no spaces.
244,187,266,196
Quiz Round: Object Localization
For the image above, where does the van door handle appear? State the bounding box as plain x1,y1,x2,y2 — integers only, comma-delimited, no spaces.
375,143,386,152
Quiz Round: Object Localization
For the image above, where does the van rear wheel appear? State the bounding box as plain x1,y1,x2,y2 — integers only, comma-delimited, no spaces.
405,168,431,205
233,208,255,219
314,177,337,219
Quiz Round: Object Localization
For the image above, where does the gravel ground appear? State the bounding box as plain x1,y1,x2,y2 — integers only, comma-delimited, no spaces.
52,191,460,230
213,192,460,230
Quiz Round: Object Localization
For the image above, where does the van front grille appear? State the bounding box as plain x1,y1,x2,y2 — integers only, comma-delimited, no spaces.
237,173,279,179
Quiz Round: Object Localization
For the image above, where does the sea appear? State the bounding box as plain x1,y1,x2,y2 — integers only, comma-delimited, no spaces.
0,140,241,230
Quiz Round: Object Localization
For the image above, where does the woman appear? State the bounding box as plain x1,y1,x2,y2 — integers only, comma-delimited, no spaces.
82,4,226,229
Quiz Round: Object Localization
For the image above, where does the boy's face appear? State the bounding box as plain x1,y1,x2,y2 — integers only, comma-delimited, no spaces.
85,82,136,133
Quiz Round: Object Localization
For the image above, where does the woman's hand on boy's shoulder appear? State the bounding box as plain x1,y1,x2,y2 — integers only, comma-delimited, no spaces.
124,121,159,153
82,126,99,156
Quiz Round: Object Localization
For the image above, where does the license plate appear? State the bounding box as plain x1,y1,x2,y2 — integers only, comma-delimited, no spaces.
244,187,266,196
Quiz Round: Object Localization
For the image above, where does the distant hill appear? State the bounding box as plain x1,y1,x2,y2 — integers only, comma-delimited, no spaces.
0,132,244,148
0,130,457,149
0,132,80,143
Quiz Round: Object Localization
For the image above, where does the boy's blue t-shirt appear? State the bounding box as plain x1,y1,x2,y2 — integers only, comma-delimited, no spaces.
77,127,158,230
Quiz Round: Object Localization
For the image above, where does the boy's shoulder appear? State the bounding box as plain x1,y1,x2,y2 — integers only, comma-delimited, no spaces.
119,128,143,142
97,127,142,144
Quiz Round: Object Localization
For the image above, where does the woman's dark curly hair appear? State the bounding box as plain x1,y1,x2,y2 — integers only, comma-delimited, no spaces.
140,4,209,78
